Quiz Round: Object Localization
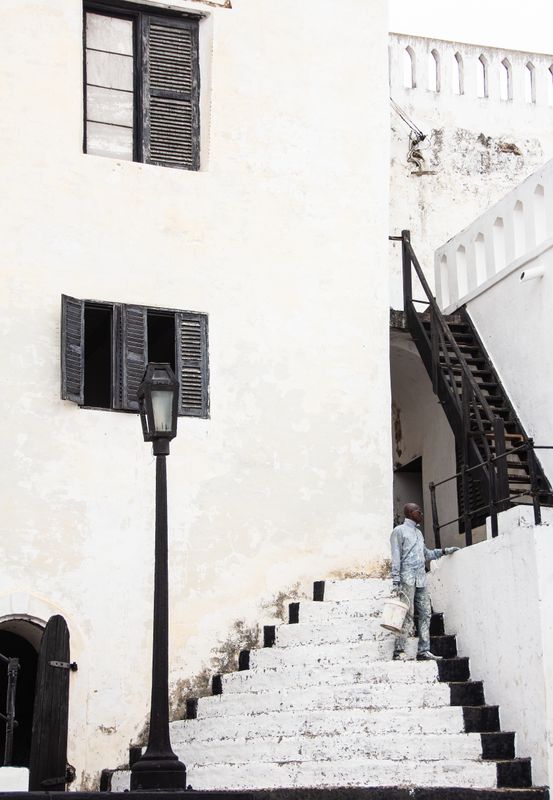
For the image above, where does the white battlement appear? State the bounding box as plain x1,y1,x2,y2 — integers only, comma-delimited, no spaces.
435,157,553,310
390,32,553,110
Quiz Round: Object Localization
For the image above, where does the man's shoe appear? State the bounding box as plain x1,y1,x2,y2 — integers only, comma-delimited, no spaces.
416,651,442,661
393,650,408,661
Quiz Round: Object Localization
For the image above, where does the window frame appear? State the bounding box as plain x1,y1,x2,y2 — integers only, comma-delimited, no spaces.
83,0,201,169
61,295,210,418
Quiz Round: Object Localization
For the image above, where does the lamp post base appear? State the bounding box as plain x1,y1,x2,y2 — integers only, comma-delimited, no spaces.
130,756,187,791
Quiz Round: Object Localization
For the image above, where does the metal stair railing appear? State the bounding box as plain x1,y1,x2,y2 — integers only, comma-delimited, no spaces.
393,229,511,544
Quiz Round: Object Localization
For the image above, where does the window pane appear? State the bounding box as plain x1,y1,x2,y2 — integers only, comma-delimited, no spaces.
86,122,133,160
86,49,133,91
86,13,133,56
87,85,133,127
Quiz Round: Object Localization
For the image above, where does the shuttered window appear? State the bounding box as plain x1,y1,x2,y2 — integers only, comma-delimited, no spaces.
84,3,200,171
61,295,209,418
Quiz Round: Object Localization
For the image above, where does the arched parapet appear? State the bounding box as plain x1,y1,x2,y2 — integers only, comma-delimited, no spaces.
389,32,553,110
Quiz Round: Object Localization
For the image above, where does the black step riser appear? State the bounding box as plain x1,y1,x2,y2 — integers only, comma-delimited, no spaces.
481,732,515,760
238,649,250,671
429,613,444,636
450,682,485,706
497,759,533,788
463,705,500,732
264,625,276,647
313,580,325,601
212,674,223,695
289,602,300,624
186,698,198,720
430,635,457,657
438,657,470,682
203,789,549,800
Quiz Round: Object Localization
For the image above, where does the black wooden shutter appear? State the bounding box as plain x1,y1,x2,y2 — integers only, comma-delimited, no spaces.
176,312,208,417
121,305,148,411
60,295,84,404
29,616,71,791
142,15,200,170
112,303,124,410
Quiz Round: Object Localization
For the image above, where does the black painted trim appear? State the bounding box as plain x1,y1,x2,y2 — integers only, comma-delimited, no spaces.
463,705,500,732
429,612,444,636
481,732,515,760
185,698,198,719
263,626,276,648
288,602,300,624
430,634,457,657
238,649,250,671
5,790,550,800
313,581,325,601
497,758,533,788
449,681,485,706
212,674,222,695
438,657,470,682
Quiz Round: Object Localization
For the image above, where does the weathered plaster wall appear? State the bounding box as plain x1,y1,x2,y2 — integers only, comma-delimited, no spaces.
0,0,390,787
436,159,553,484
428,506,553,786
390,332,459,548
389,33,553,308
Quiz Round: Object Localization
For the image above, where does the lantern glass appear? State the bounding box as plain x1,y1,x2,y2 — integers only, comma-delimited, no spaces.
151,390,173,433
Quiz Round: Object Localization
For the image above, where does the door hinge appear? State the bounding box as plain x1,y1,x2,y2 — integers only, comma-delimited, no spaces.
49,660,78,672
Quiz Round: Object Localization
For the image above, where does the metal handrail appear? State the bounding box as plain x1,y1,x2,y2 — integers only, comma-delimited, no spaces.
397,229,509,545
429,441,550,546
0,653,19,766
402,235,497,424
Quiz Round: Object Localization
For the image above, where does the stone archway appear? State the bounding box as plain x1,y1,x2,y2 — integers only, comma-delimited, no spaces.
0,617,43,767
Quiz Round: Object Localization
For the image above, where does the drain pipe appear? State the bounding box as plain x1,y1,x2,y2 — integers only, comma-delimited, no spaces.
520,266,545,282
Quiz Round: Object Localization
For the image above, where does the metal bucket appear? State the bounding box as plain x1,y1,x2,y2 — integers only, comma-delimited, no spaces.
380,592,410,634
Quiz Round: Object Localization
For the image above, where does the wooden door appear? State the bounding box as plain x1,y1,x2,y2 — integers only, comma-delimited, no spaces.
28,615,73,791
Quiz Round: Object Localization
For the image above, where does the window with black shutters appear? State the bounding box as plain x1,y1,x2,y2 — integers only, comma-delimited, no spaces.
61,295,209,417
84,1,200,170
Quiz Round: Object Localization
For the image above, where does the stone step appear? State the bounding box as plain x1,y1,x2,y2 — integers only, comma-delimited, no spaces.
274,618,393,647
317,578,392,602
177,732,484,767
290,598,390,625
217,659,440,695
106,774,548,798
171,706,467,743
247,638,418,671
183,758,499,791
194,681,451,719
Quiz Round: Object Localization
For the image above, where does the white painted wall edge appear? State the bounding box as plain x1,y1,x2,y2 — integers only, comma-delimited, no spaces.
442,235,553,314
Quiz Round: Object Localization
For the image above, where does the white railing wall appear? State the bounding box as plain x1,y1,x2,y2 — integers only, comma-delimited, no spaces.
390,33,553,110
434,159,553,311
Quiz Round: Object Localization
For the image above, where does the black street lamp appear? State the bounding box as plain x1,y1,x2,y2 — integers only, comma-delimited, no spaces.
131,363,187,791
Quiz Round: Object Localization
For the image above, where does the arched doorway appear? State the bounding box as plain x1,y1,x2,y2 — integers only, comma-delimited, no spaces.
0,619,43,767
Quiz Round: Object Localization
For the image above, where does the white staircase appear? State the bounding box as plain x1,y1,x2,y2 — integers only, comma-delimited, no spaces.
108,577,526,792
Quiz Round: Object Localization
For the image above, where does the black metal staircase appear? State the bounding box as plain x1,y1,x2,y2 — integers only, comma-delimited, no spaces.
397,230,552,544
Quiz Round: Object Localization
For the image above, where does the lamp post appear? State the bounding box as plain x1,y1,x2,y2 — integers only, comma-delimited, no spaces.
131,363,187,791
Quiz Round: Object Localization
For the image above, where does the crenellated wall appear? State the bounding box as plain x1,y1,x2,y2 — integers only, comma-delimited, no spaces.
389,33,553,309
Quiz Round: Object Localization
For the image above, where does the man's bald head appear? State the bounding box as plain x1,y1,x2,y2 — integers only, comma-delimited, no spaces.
404,503,423,524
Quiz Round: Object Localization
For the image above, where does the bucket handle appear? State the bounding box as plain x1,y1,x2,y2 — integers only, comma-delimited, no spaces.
391,589,409,605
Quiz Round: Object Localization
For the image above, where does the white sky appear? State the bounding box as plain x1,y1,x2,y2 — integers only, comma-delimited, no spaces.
389,0,553,55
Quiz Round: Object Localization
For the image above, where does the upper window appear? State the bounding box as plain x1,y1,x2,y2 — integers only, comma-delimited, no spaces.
84,2,200,170
61,295,209,417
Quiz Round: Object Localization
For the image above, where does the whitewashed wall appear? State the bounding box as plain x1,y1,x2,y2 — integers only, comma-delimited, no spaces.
0,0,390,787
389,33,553,308
390,333,459,548
434,159,553,483
428,507,553,786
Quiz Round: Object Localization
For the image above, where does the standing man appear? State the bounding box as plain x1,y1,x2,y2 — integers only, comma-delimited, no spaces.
391,502,459,661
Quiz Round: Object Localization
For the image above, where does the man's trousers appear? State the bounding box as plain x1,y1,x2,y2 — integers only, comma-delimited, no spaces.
394,583,432,654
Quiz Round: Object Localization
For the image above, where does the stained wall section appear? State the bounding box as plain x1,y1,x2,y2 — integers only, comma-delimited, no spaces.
0,0,390,786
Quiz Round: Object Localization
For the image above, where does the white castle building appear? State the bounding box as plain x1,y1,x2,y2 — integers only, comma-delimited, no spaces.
1,0,553,794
